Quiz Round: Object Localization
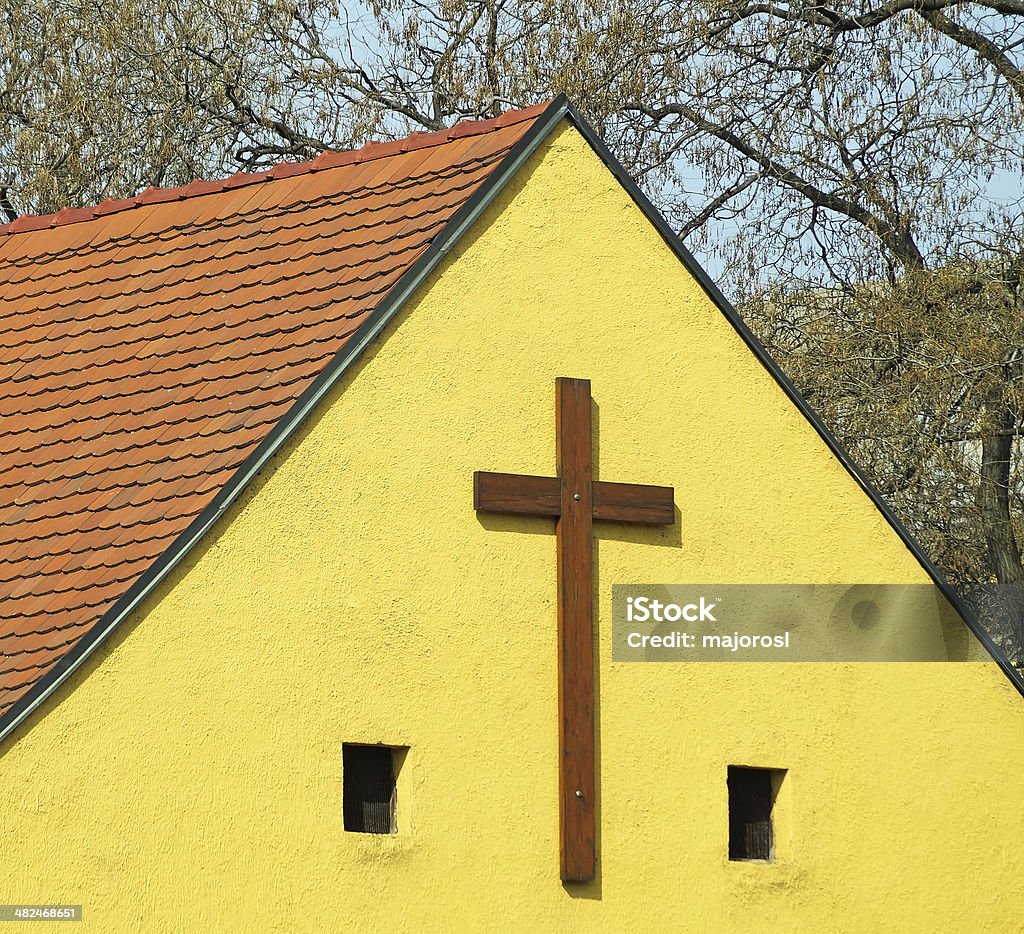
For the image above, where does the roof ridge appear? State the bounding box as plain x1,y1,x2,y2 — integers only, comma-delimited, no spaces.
0,101,551,239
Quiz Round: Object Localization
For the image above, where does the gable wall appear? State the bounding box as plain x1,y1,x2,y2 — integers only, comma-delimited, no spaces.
1,122,1021,932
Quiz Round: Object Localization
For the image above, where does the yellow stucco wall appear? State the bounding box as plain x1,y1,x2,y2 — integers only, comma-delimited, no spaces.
2,122,1023,933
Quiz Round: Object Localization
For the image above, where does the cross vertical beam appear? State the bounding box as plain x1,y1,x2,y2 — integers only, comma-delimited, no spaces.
555,377,596,882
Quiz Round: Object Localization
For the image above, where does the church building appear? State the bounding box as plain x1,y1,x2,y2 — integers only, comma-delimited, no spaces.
1,96,1022,931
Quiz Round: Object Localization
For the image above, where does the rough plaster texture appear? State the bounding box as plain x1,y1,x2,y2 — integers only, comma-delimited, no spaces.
1,123,1023,932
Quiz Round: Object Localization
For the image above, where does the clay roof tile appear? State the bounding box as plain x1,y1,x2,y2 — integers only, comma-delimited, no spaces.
0,100,556,727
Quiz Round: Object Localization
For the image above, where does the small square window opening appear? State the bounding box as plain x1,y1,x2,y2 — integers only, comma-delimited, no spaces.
728,765,784,861
343,744,401,834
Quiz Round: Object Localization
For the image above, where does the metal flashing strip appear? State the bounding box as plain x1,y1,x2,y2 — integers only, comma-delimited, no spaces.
557,98,1024,697
0,97,571,746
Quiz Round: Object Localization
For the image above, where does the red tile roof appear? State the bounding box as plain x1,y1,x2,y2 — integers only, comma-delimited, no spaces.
0,101,552,723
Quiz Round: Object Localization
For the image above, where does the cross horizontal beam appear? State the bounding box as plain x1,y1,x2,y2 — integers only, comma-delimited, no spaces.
474,471,675,525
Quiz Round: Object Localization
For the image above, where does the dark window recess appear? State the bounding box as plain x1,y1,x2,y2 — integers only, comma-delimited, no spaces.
728,766,777,860
343,745,396,834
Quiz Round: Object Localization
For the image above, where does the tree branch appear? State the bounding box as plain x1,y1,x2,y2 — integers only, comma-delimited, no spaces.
625,101,927,268
920,8,1024,105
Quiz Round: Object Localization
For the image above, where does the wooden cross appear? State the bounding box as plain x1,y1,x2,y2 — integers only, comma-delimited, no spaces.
473,377,675,882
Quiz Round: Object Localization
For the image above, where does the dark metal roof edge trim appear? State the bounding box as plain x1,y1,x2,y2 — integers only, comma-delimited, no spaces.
557,99,1024,697
0,96,573,746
